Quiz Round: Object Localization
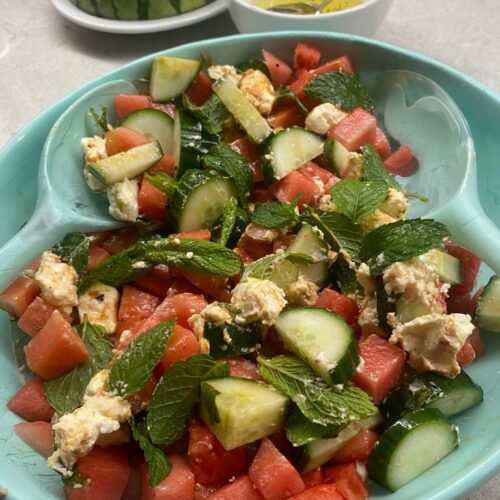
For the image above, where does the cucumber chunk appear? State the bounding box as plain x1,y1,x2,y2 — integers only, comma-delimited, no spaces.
212,77,272,144
395,298,436,324
200,377,289,450
86,141,163,185
420,249,463,285
474,275,500,332
323,137,350,177
150,56,201,102
204,320,261,359
122,108,174,155
274,307,359,386
262,127,324,183
170,169,237,232
367,408,459,492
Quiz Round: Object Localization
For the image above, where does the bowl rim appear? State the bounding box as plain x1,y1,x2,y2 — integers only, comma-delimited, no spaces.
229,0,388,20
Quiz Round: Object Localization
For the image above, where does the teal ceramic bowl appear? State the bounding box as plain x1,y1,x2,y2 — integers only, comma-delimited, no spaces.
0,32,499,500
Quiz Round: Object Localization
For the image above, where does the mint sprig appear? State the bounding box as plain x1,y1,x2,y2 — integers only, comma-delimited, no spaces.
361,144,401,190
89,105,108,135
251,197,300,229
241,254,279,281
109,321,174,398
286,406,340,447
182,93,229,136
44,322,112,414
144,172,178,197
217,197,238,247
52,232,90,277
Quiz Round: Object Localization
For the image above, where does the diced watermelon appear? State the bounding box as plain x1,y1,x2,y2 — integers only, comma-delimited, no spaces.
134,264,172,299
230,137,264,182
87,242,110,271
168,277,203,296
315,289,359,325
151,154,176,177
310,56,354,75
383,145,418,176
327,108,376,152
298,162,336,187
262,50,293,88
324,463,368,500
272,170,320,209
187,71,213,106
86,230,113,245
352,334,406,404
122,458,143,500
273,235,295,254
468,326,485,358
158,324,200,373
17,296,56,337
290,483,342,500
138,178,168,221
24,310,89,380
248,438,305,500
293,43,321,70
268,431,292,459
373,127,391,159
301,468,324,488
457,341,476,367
105,126,150,156
0,275,40,317
289,69,317,108
208,475,264,500
331,429,379,464
267,101,306,131
119,285,160,322
178,270,231,302
171,293,208,328
195,485,218,499
188,420,247,487
234,247,254,266
226,356,260,380
171,229,212,241
8,376,54,422
251,184,275,203
128,375,158,415
14,421,54,458
102,227,140,255
115,94,152,119
237,233,274,261
141,454,195,500
65,446,131,500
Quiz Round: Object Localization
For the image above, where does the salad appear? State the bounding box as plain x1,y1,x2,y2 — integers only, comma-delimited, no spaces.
1,42,500,500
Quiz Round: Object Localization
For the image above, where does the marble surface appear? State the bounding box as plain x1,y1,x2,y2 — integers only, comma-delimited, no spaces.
0,0,499,497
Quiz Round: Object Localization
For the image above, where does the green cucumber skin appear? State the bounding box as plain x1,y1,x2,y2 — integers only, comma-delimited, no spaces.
204,321,261,359
112,0,139,19
76,0,97,15
474,276,500,332
175,110,203,178
367,408,459,492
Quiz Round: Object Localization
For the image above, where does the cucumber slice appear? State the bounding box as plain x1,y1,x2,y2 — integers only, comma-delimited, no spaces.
204,320,261,359
294,413,381,473
323,137,350,176
383,370,483,423
147,0,177,18
420,249,463,285
200,377,289,450
86,141,163,186
112,0,139,19
170,169,237,232
395,298,435,324
474,275,500,332
122,108,174,155
274,307,359,386
150,56,201,102
212,77,272,144
262,127,324,184
367,408,459,492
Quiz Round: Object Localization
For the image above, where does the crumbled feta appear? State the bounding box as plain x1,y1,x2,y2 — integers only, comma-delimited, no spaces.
305,103,347,135
390,313,474,378
47,370,131,473
357,263,376,295
201,303,233,326
107,178,139,222
238,69,276,115
81,136,107,164
231,278,287,326
354,263,380,336
83,168,106,193
286,276,319,306
78,282,119,334
358,209,397,233
34,251,79,309
207,65,241,86
379,188,409,219
318,194,338,212
341,152,365,180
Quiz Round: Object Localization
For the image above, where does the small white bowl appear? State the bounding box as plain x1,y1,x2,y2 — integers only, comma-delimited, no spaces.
228,0,393,36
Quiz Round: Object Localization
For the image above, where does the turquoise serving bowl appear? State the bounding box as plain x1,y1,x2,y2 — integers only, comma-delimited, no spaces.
0,32,499,500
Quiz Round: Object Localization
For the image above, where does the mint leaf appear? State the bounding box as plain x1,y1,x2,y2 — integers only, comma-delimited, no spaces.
241,254,279,281
52,232,90,276
257,356,377,427
361,144,401,190
330,179,389,221
251,197,300,229
109,321,174,398
217,197,238,247
147,354,215,445
275,86,308,114
130,418,172,488
333,254,362,295
359,218,450,274
44,323,112,414
182,93,229,136
89,106,108,135
203,362,231,380
144,172,178,197
304,70,375,113
236,58,270,78
285,253,314,265
203,144,253,206
286,406,340,447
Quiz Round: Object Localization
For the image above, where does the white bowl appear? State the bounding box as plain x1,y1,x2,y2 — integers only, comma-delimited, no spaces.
228,0,393,36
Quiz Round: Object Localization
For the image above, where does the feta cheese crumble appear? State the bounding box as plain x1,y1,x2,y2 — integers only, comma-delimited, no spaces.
107,178,139,223
305,103,347,135
286,276,319,306
80,136,107,164
379,188,409,220
207,65,241,86
78,282,120,334
238,69,276,115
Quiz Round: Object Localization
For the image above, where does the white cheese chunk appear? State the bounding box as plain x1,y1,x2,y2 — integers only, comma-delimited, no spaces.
78,282,119,334
81,136,107,164
305,103,347,135
107,178,139,223
379,188,409,220
286,276,319,306
239,69,276,116
207,65,241,86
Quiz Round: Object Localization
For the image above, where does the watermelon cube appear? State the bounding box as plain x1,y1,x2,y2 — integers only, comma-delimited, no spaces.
272,170,321,209
138,178,168,221
105,126,150,156
208,475,264,500
331,429,379,464
8,376,54,421
115,94,152,119
14,421,54,458
86,243,110,271
133,264,172,299
262,50,293,88
324,463,368,500
17,296,56,337
457,341,476,367
118,285,160,322
383,145,418,177
158,324,200,372
290,483,342,500
310,56,354,75
301,467,324,488
293,43,321,70
187,71,213,106
373,127,391,159
171,293,208,328
328,108,377,152
226,356,260,381
102,227,140,255
0,275,40,317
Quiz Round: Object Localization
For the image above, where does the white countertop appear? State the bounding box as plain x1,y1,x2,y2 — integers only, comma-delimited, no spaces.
0,0,499,497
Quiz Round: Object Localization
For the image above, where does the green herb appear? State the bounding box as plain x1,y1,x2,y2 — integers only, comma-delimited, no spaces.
406,192,429,203
241,254,279,281
203,362,231,380
361,144,401,190
286,406,340,447
89,106,108,135
61,469,89,488
109,321,174,398
275,86,308,114
144,172,178,197
147,354,215,445
204,321,261,359
330,179,389,221
359,218,450,274
257,356,377,427
304,70,375,113
44,323,112,414
251,197,300,229
130,418,172,488
52,232,90,277
285,253,314,265
203,144,253,206
333,255,362,295
236,58,270,78
217,197,238,247
182,93,229,136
